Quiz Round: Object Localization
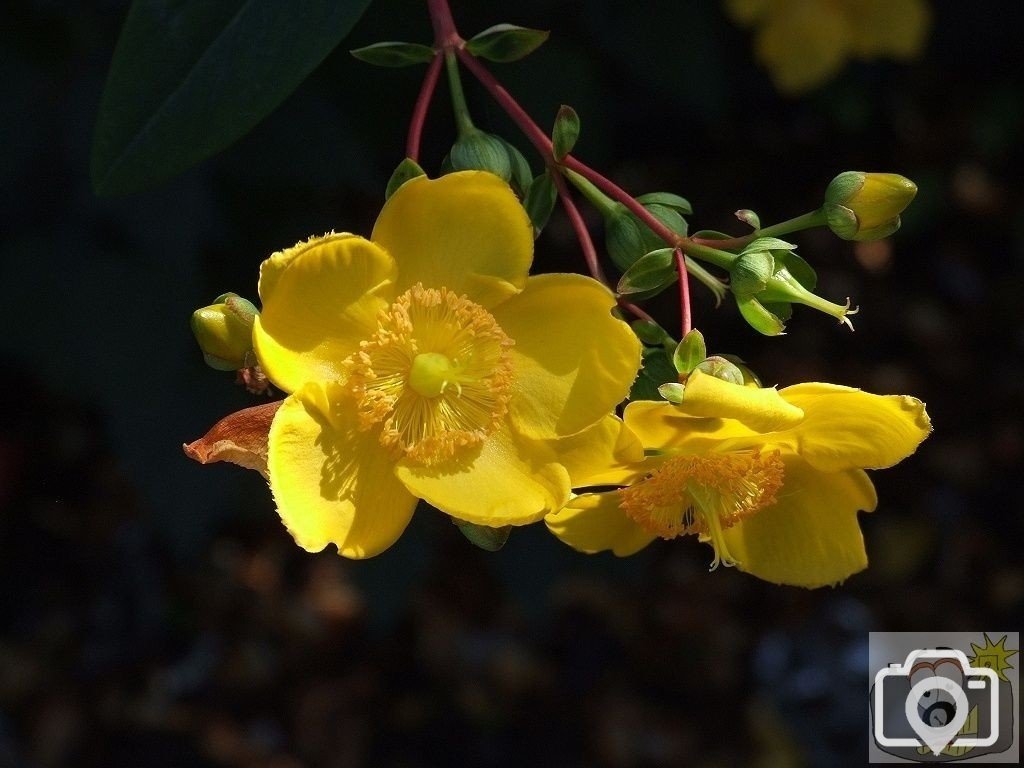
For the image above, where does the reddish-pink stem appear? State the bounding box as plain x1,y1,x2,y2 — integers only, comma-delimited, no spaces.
427,0,461,47
550,170,607,285
406,55,443,162
674,248,692,336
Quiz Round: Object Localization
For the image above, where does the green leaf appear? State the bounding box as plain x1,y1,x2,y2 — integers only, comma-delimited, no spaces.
630,319,671,346
523,170,557,235
658,382,685,403
777,250,817,291
672,329,706,374
465,23,550,63
735,209,760,229
630,346,678,401
616,247,676,295
636,192,693,215
498,138,533,195
741,237,797,253
455,521,512,551
736,296,786,336
605,203,687,271
552,105,580,161
92,0,373,195
350,41,436,67
691,229,731,240
385,157,426,200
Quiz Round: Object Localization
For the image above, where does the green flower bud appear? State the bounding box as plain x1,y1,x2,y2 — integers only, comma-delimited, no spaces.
730,250,775,296
823,172,917,241
191,294,258,371
450,129,513,182
605,202,687,272
693,356,745,385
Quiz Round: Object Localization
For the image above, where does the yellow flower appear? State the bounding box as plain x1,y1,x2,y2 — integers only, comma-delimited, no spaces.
545,370,931,587
824,171,918,241
725,0,931,96
251,171,641,558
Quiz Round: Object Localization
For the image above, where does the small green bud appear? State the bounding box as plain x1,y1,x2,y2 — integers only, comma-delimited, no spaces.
450,130,512,181
605,203,687,271
455,520,512,551
552,105,580,161
823,171,917,241
191,295,258,371
693,355,745,385
730,250,775,296
735,209,760,229
719,354,763,388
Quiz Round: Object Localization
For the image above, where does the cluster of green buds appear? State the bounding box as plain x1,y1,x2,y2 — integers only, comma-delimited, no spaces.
822,171,917,241
656,329,761,404
190,293,258,370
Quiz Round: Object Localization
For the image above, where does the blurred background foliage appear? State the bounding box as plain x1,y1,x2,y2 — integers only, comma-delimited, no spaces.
2,0,1023,765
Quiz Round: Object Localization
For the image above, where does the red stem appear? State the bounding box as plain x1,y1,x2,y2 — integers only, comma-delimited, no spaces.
674,248,692,336
406,55,443,162
427,0,461,47
551,170,607,285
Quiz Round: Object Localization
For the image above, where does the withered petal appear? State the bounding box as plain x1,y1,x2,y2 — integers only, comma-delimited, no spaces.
183,401,283,477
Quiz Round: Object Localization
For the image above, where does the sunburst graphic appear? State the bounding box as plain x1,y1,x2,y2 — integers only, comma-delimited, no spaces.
968,633,1018,682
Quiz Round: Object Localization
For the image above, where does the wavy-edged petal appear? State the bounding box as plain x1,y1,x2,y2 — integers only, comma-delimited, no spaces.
673,370,804,432
545,492,657,557
371,171,533,308
184,401,282,477
493,273,641,440
720,457,878,587
547,414,646,489
267,382,417,559
778,383,931,472
394,417,570,527
254,233,397,394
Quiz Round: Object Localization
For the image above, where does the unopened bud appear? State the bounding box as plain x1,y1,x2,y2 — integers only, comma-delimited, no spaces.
450,130,513,182
605,202,687,272
824,172,917,241
191,294,258,371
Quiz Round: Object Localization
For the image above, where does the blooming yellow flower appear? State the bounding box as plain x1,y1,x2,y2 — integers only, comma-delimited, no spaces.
725,0,931,95
250,171,641,558
546,370,931,587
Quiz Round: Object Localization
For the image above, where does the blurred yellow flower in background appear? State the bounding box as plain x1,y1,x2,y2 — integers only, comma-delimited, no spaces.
249,171,641,558
726,0,931,95
546,371,931,587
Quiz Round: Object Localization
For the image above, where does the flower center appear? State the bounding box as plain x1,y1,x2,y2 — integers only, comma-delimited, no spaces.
620,450,784,570
345,284,514,465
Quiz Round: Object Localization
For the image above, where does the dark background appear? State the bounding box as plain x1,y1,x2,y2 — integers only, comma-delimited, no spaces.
2,0,1022,765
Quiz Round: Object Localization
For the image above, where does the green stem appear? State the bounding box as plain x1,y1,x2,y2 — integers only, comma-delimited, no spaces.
561,167,618,218
679,240,737,270
444,52,475,136
755,209,828,239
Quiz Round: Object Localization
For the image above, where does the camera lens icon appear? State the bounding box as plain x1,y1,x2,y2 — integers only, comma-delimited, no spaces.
873,648,1000,756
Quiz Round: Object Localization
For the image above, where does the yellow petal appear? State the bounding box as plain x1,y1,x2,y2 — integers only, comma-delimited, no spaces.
492,273,641,440
546,414,646,489
545,492,656,557
672,370,804,432
254,233,397,393
623,400,758,454
394,417,570,527
845,0,931,59
267,383,417,559
371,171,533,308
778,382,931,472
720,457,878,587
755,0,850,95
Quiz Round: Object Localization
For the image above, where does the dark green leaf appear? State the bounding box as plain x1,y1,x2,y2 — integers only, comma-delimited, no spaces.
523,170,557,235
630,319,671,346
385,157,426,200
465,23,549,63
736,296,786,336
630,346,678,401
617,247,676,295
552,105,580,161
92,0,372,195
455,521,512,551
350,41,436,67
635,192,693,215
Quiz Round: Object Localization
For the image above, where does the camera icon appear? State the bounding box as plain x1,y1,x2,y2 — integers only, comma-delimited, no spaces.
873,648,1000,756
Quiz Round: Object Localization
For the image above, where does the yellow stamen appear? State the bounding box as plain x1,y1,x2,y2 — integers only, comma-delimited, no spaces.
345,284,514,465
620,451,784,569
